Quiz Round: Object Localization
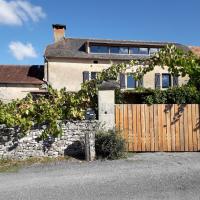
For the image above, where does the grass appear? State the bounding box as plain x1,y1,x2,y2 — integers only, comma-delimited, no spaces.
0,156,71,173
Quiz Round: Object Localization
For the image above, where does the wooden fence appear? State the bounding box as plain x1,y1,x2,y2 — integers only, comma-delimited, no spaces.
115,104,200,152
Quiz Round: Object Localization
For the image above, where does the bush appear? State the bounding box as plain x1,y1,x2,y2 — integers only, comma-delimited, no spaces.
144,85,200,104
95,130,126,160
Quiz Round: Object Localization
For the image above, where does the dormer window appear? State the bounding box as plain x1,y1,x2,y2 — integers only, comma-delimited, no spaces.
110,47,128,54
89,44,161,55
90,45,109,53
129,47,149,55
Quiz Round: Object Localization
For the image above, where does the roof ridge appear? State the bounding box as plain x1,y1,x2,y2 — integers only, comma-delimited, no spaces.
65,37,179,44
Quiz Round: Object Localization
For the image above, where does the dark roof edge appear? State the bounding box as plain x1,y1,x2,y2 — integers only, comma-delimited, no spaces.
0,64,44,67
0,81,43,85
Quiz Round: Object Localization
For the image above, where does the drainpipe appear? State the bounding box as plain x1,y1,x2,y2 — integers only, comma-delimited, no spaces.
44,56,49,84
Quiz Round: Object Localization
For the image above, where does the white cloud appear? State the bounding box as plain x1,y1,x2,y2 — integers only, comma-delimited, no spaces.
9,41,38,60
0,0,46,26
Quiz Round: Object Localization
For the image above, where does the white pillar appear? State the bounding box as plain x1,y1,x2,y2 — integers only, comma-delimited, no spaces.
98,90,115,130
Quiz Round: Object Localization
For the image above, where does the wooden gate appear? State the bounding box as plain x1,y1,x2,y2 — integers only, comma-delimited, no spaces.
115,104,200,152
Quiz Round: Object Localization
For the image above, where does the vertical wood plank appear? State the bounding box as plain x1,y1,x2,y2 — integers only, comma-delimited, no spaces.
132,104,137,152
179,105,185,151
192,104,197,151
119,104,124,140
183,105,189,151
128,104,133,151
141,104,146,151
145,105,150,151
171,105,176,151
149,105,154,151
158,104,163,151
196,104,200,151
163,104,168,151
174,104,180,151
115,105,120,131
166,105,171,152
154,104,159,151
188,104,193,151
137,104,142,151
123,104,129,151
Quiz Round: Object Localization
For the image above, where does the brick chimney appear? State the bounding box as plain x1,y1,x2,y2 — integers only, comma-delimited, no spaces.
52,24,66,42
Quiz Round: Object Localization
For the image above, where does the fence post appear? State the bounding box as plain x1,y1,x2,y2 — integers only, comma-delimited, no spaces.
85,131,96,161
98,81,119,130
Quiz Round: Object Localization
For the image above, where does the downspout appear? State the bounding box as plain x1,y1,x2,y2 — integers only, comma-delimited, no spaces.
44,56,49,84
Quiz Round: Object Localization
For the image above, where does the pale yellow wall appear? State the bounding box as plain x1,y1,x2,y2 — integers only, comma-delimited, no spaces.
143,66,189,89
46,59,112,91
0,84,41,103
46,58,189,91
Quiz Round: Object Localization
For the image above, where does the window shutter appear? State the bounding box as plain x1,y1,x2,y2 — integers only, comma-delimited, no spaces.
83,71,89,83
138,77,143,87
120,73,126,89
173,76,179,87
155,73,161,89
91,72,97,80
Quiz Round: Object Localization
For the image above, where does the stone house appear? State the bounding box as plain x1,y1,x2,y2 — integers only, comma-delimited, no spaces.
0,65,44,102
0,24,200,102
44,24,200,92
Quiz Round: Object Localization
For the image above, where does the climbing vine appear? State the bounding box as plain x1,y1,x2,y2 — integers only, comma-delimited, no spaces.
0,45,199,139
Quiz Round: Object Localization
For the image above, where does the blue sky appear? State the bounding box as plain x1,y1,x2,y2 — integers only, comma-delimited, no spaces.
0,0,200,65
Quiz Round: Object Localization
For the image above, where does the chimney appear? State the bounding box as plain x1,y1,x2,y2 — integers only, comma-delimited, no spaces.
52,24,66,42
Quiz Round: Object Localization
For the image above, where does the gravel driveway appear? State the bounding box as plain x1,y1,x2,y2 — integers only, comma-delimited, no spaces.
0,153,200,200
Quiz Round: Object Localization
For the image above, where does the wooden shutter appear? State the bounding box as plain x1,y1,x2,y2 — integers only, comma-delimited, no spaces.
155,73,161,89
120,73,126,89
83,71,89,82
173,76,179,87
138,77,143,87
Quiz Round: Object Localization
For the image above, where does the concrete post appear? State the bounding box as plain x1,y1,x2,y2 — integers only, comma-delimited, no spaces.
85,131,96,161
98,81,116,130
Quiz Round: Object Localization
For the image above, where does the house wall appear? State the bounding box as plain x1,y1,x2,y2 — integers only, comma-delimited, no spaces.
46,58,189,91
0,84,41,102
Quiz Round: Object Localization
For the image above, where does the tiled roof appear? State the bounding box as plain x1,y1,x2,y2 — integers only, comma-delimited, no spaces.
189,46,200,57
45,37,190,60
0,65,44,85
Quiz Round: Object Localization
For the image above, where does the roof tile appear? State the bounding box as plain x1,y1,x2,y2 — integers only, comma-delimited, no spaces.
0,65,44,84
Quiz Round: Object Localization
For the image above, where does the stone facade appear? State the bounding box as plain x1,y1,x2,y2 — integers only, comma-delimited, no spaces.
0,121,98,160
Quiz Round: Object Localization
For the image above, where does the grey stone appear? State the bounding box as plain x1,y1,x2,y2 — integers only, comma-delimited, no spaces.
0,121,97,160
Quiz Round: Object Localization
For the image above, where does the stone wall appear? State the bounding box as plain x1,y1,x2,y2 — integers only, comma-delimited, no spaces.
0,121,98,160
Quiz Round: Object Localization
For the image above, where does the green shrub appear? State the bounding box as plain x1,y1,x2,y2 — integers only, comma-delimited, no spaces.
144,85,200,104
95,130,126,160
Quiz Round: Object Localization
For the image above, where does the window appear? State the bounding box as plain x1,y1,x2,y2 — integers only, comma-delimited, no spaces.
126,74,136,88
83,71,98,82
162,74,171,88
129,47,139,54
129,47,149,55
110,47,128,54
150,48,159,55
90,45,109,53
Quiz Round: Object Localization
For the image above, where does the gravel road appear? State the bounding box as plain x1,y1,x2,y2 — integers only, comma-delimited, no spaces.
0,153,200,200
